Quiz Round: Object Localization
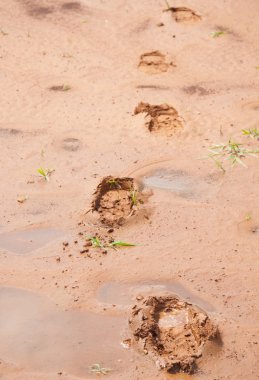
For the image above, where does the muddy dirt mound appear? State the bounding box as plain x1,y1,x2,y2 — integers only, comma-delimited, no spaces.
128,296,217,374
92,176,141,226
138,51,175,74
134,102,183,135
164,6,201,23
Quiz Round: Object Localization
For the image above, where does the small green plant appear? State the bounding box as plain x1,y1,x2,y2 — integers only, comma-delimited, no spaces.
90,363,112,375
242,128,259,140
107,178,121,189
87,236,136,250
37,167,54,181
211,31,225,38
207,139,259,170
244,212,252,222
130,190,138,206
62,84,71,91
49,84,71,92
88,236,104,248
109,241,136,247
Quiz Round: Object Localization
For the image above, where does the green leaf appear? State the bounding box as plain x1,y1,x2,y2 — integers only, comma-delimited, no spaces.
88,236,103,248
109,241,136,247
37,167,46,176
211,31,225,38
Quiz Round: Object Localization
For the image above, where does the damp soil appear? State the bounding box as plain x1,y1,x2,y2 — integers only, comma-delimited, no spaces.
141,168,213,199
0,228,64,254
97,281,215,312
128,296,217,374
1,1,259,379
0,287,130,377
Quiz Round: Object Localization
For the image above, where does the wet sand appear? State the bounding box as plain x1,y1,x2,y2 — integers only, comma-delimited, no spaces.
0,0,258,379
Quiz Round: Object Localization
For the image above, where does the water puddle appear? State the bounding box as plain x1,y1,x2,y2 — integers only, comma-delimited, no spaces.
97,281,215,312
141,168,211,199
0,287,130,377
0,228,64,254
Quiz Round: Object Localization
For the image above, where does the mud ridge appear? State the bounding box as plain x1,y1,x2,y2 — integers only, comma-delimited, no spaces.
134,102,183,135
164,6,201,23
128,295,217,374
138,51,175,74
92,176,142,226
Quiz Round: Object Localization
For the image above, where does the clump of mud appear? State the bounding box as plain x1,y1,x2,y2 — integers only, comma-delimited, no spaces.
164,6,201,23
92,176,141,226
134,102,183,135
128,296,217,374
138,51,175,74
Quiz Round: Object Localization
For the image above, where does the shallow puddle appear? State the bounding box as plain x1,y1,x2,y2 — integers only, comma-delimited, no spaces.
0,287,130,377
97,281,214,312
141,168,210,199
0,228,63,254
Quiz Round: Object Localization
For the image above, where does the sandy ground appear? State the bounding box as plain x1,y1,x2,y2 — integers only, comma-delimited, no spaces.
0,0,259,379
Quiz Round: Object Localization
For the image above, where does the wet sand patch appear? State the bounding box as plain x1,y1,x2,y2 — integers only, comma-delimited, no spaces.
0,287,129,377
138,167,215,200
97,281,215,312
0,228,64,254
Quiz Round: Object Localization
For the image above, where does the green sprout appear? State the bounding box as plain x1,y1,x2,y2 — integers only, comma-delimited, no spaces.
37,167,54,181
109,241,136,248
211,31,225,38
88,236,104,248
61,84,71,91
242,128,259,140
207,139,259,170
244,213,252,222
107,178,121,189
90,363,112,375
87,236,136,250
130,190,138,206
49,84,71,91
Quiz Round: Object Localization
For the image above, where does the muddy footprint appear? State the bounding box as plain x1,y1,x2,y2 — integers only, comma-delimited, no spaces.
92,176,145,226
138,51,175,74
128,295,217,374
134,102,183,135
164,6,201,23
